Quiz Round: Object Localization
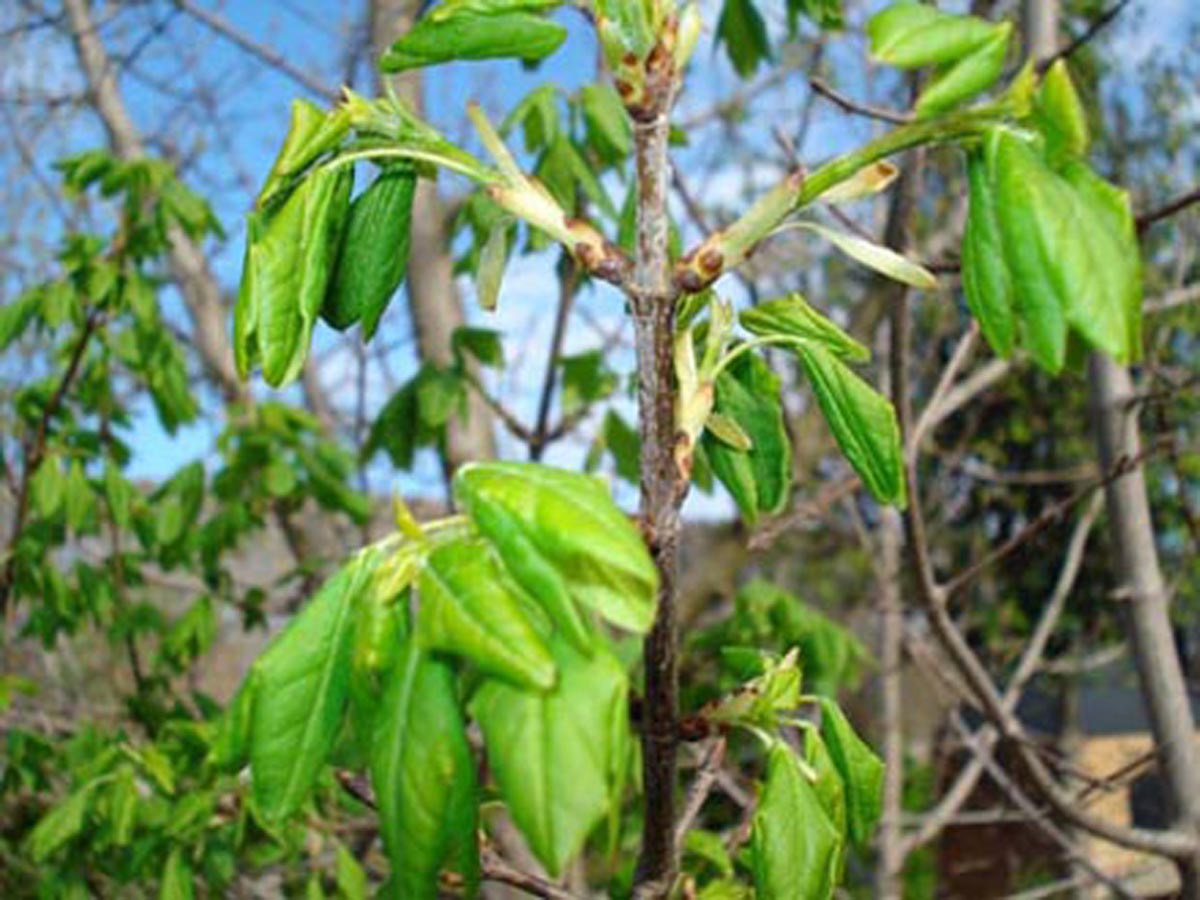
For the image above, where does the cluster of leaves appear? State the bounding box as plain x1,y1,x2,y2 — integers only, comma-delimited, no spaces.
213,462,656,890
0,154,373,896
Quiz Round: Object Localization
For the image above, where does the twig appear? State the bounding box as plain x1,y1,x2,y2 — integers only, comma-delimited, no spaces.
530,252,578,460
173,0,339,103
1037,0,1132,73
481,847,580,900
809,77,912,125
1136,185,1200,234
673,738,727,851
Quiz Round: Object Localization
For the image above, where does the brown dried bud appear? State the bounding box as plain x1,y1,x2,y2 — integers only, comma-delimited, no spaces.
698,247,724,275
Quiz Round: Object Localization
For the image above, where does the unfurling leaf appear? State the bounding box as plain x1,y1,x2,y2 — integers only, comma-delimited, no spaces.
961,149,1016,358
237,165,353,386
454,462,657,642
381,0,567,72
322,164,416,338
800,222,937,290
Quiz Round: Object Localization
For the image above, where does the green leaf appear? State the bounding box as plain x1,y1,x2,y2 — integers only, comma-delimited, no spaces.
249,555,373,821
476,217,511,313
370,637,479,898
260,100,351,205
751,742,840,900
708,649,801,731
335,844,368,900
683,829,734,878
717,0,771,78
800,222,937,290
453,327,505,368
702,352,792,523
454,462,657,642
799,344,906,506
239,165,353,386
381,0,567,72
817,697,884,848
740,294,870,362
560,350,618,414
805,730,848,880
580,83,632,166
417,537,557,690
160,848,195,900
470,637,628,876
322,165,416,339
209,671,257,773
961,148,1016,358
31,456,65,520
867,5,999,67
706,411,753,452
1035,60,1090,164
986,128,1068,372
915,28,1009,117
28,779,100,861
1058,159,1143,363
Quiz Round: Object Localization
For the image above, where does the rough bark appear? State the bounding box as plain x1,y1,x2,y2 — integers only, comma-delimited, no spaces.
1024,1,1200,893
369,0,495,476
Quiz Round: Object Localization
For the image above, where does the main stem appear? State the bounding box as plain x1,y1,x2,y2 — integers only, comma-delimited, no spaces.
632,108,683,898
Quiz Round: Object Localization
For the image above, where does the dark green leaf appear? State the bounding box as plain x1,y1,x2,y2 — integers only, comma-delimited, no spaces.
322,165,416,338
717,0,771,78
961,148,1016,358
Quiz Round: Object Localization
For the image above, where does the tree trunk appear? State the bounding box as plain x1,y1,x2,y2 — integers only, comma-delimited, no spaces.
369,0,495,477
1023,1,1200,893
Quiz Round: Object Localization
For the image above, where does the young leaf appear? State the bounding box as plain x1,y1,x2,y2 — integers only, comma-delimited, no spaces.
914,27,1009,117
160,848,195,900
380,0,567,72
805,730,849,880
28,779,100,861
1035,60,1089,164
717,0,771,78
454,462,658,641
800,222,937,290
248,554,373,821
798,344,906,506
751,742,841,900
370,636,480,897
322,164,416,339
961,149,1016,358
867,5,998,68
476,216,511,313
240,165,354,386
702,352,792,523
740,293,870,362
470,638,628,876
579,83,632,166
417,537,557,690
817,697,884,847
986,128,1068,372
260,100,350,205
